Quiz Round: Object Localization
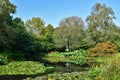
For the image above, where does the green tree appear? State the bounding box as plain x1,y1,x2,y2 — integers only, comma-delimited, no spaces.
25,17,45,39
80,29,96,49
86,3,116,43
109,25,120,51
45,24,54,38
11,17,33,53
0,0,16,51
12,17,24,28
0,0,16,24
41,24,55,51
25,18,55,52
54,16,85,51
14,30,34,53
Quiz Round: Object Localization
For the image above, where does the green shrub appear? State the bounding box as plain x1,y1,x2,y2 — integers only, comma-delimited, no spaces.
0,51,25,61
98,58,120,80
86,66,101,80
44,49,87,66
8,52,25,61
60,49,87,65
45,67,55,74
86,41,118,57
0,51,12,61
0,61,46,75
43,52,66,63
0,56,8,65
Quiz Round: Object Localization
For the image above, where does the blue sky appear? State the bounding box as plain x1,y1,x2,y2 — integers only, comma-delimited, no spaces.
10,0,120,27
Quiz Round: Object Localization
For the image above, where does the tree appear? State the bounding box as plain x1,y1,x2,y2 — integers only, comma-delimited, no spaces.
80,29,96,49
14,30,34,53
25,18,55,52
54,16,85,51
40,24,55,51
11,17,33,53
0,0,16,51
12,17,24,28
45,24,54,38
25,17,45,39
86,3,116,43
109,25,120,51
0,0,16,24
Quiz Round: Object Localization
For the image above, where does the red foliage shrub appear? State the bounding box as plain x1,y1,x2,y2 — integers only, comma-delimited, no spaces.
86,41,118,57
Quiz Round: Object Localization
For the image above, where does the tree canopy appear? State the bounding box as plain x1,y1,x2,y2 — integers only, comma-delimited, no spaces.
86,3,116,43
54,16,85,50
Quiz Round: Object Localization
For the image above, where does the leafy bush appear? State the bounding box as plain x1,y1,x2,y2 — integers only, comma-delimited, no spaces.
44,52,66,63
0,56,8,65
86,66,101,80
45,67,55,74
8,52,25,61
114,40,120,52
98,58,120,80
0,52,10,65
44,49,87,66
0,51,12,61
60,49,87,65
0,51,25,61
86,41,118,57
0,61,46,75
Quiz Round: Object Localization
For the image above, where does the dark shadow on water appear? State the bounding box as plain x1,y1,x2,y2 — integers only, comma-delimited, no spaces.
0,75,29,80
0,73,45,80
